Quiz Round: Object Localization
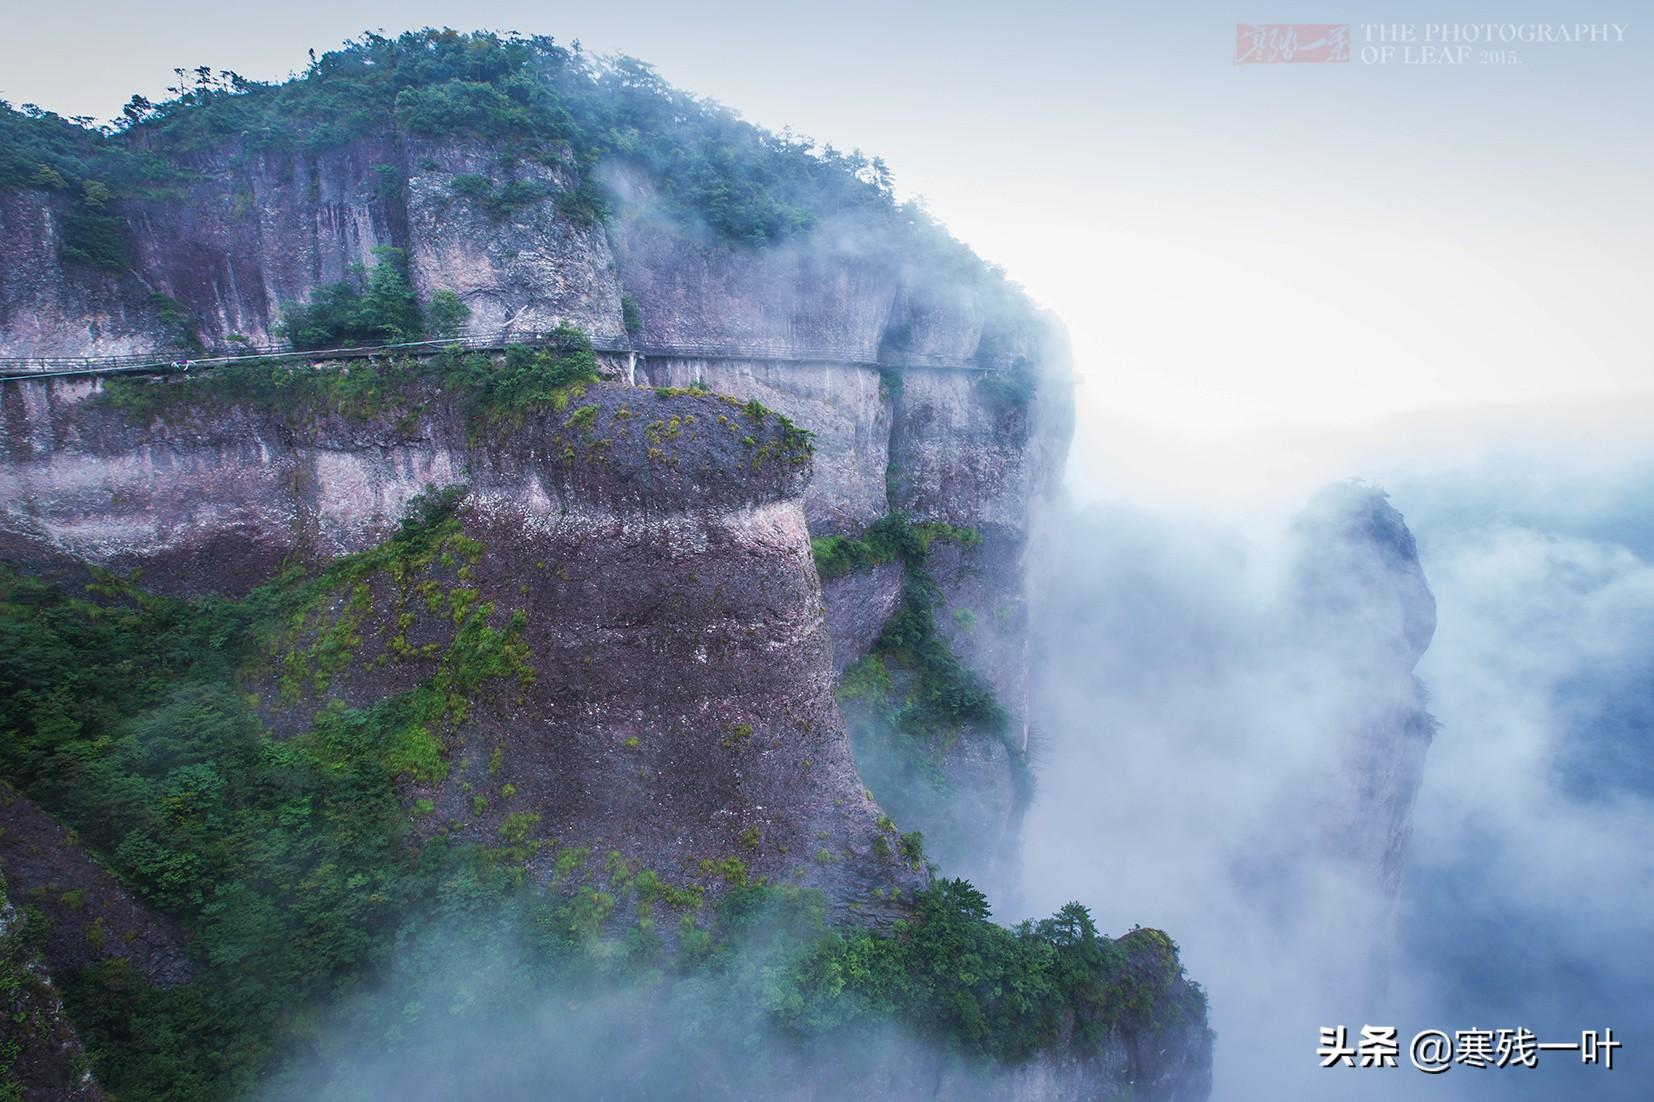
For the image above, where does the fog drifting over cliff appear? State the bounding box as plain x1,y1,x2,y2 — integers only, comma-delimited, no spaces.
1021,403,1654,1100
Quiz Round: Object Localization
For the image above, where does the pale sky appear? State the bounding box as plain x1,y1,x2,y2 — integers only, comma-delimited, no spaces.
4,1,1649,501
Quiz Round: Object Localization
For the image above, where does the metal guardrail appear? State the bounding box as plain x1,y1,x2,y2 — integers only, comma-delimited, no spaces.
0,331,991,382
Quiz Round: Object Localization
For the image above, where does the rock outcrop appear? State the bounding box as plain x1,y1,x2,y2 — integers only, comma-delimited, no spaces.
1286,481,1438,998
0,134,1073,898
0,870,106,1102
0,783,193,989
0,375,926,910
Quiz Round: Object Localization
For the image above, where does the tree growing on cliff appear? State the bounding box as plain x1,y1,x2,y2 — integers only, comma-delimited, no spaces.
276,246,421,350
425,290,470,340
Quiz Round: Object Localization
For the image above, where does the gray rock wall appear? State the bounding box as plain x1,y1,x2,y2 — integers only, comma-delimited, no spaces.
0,132,1076,904
0,377,923,911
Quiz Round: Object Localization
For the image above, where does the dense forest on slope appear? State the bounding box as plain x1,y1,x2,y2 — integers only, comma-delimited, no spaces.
0,475,1200,1100
0,28,904,249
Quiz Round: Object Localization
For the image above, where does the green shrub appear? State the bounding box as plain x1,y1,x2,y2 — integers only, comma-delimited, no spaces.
0,101,128,193
448,173,552,220
810,513,978,582
149,292,200,352
818,514,996,738
0,484,559,1097
60,209,129,272
277,246,422,350
554,176,609,225
31,163,69,189
975,366,1037,409
499,812,541,845
620,292,643,336
383,722,446,783
425,290,470,339
448,331,599,429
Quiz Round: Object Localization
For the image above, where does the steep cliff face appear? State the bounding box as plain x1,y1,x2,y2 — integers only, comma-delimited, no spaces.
0,783,193,989
1017,480,1435,1100
0,362,1206,1102
1287,482,1437,985
0,127,1072,897
0,870,106,1102
0,36,1201,1096
0,375,917,910
615,193,1072,891
0,138,625,359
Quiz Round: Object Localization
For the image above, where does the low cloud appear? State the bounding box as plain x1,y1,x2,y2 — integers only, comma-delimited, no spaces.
1020,410,1654,1100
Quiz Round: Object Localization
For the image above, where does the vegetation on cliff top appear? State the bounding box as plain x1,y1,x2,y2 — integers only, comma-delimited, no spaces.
0,498,1199,1099
103,329,600,430
101,328,815,475
1,29,907,249
812,513,981,582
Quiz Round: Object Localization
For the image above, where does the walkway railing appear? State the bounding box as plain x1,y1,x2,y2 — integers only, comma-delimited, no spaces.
0,330,990,382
